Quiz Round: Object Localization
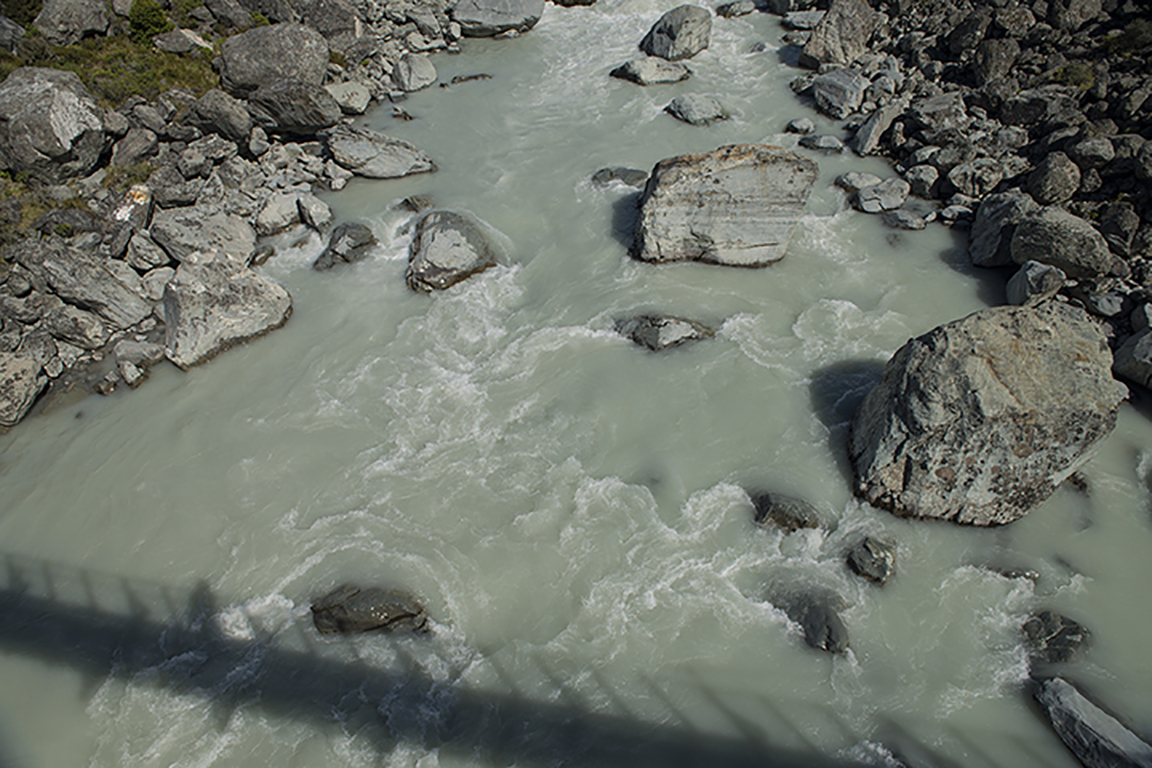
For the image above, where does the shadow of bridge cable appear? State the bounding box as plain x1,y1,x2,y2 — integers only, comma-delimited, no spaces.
0,554,859,768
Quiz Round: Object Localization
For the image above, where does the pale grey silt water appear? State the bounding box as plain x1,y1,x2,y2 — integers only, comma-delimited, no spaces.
1,3,1151,767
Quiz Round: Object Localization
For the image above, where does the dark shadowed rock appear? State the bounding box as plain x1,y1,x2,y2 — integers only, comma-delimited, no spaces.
185,89,253,143
451,0,545,36
1011,208,1128,280
969,191,1040,268
163,252,292,369
849,303,1126,526
798,0,879,69
311,584,429,634
639,5,711,61
216,23,328,97
1113,330,1152,389
974,38,1019,86
313,222,377,270
632,144,818,267
591,167,647,188
406,210,499,292
1024,611,1090,664
1026,152,1081,206
780,592,848,654
610,58,691,85
750,491,820,531
1032,678,1152,768
327,125,436,179
846,535,895,584
0,68,105,184
248,81,342,134
1006,261,1065,306
615,313,713,351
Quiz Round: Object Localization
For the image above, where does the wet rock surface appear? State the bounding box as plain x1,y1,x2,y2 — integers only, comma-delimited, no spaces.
406,210,499,292
311,584,429,634
750,491,821,531
615,313,713,351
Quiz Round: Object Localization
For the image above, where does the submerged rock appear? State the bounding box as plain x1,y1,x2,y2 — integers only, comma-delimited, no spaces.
313,222,377,270
632,144,818,267
1023,610,1091,664
846,535,896,585
849,303,1126,526
609,57,691,85
163,253,292,369
615,313,713,351
639,4,711,61
591,167,647,188
1032,678,1152,768
406,210,499,292
780,592,849,654
750,491,820,531
311,584,429,634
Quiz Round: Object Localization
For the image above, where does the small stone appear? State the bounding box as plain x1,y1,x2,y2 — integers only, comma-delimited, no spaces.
750,491,820,531
665,94,729,126
846,535,896,584
881,209,927,230
835,171,882,194
798,134,844,153
786,117,816,134
591,167,647,188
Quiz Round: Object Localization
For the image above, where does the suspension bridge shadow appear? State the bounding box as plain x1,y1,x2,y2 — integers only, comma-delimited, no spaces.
0,552,870,768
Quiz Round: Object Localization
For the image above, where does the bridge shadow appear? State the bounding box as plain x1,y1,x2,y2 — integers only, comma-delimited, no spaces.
0,553,859,768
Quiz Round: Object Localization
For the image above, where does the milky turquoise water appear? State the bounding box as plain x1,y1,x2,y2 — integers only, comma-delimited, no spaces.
0,2,1150,766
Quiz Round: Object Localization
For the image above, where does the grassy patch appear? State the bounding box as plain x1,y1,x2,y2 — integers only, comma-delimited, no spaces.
102,161,156,192
8,34,218,106
129,0,175,43
1051,61,1095,90
4,0,43,26
1104,18,1152,56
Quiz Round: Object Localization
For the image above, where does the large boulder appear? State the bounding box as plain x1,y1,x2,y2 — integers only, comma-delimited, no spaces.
969,191,1040,268
406,210,499,292
327,125,436,179
0,68,105,184
248,81,342,134
392,53,437,92
1011,208,1128,280
639,5,711,61
33,0,108,46
150,205,257,264
184,89,253,143
311,584,429,634
38,241,153,330
798,0,879,69
0,353,46,427
163,253,292,369
1032,678,1152,768
811,68,867,120
849,303,1126,526
215,23,328,97
451,0,545,36
632,144,818,267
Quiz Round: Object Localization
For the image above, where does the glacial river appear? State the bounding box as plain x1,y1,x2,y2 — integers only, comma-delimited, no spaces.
1,1,1150,766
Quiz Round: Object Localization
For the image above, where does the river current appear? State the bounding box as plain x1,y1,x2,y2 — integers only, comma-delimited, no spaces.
1,2,1151,766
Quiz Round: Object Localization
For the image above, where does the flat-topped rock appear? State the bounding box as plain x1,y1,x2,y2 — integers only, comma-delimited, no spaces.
327,125,436,179
406,210,500,292
849,303,1126,526
216,23,328,97
610,58,691,85
0,353,46,428
664,94,728,126
632,144,818,267
451,0,545,36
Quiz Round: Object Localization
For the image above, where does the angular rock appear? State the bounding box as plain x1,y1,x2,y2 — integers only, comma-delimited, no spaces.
0,353,46,427
313,221,377,270
798,0,879,69
1032,678,1152,768
1011,208,1128,280
882,209,927,230
163,253,292,369
665,93,728,126
0,16,23,53
904,164,939,198
110,127,158,167
591,167,647,188
150,205,257,264
716,0,754,17
141,266,175,301
633,144,818,267
798,134,844,152
148,165,204,208
451,0,545,36
296,0,359,37
615,313,713,351
781,592,848,654
255,190,305,235
40,243,152,330
609,58,691,85
973,37,1019,86
1114,330,1152,389
327,125,436,179
126,231,171,270
835,171,882,193
850,96,907,156
111,184,154,232
783,10,824,29
152,28,212,53
946,158,1002,199
297,193,332,231
324,81,372,114
786,117,815,135
969,191,1040,268
43,303,107,349
750,491,820,531
811,68,867,119
406,210,499,292
907,92,969,139
849,303,1126,526
114,339,165,367
846,535,895,584
1068,138,1114,171
216,23,328,97
248,81,342,134
33,0,108,46
1046,0,1101,31
311,584,429,634
1026,152,1081,206
393,53,437,92
855,177,909,213
1006,261,1065,306
0,67,106,184
1023,611,1090,664
185,89,253,143
639,5,711,61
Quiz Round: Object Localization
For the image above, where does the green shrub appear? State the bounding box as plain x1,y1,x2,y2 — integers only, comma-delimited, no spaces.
128,0,174,44
4,0,43,27
102,161,155,191
328,49,346,67
1053,61,1095,90
249,11,269,25
1104,18,1152,56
